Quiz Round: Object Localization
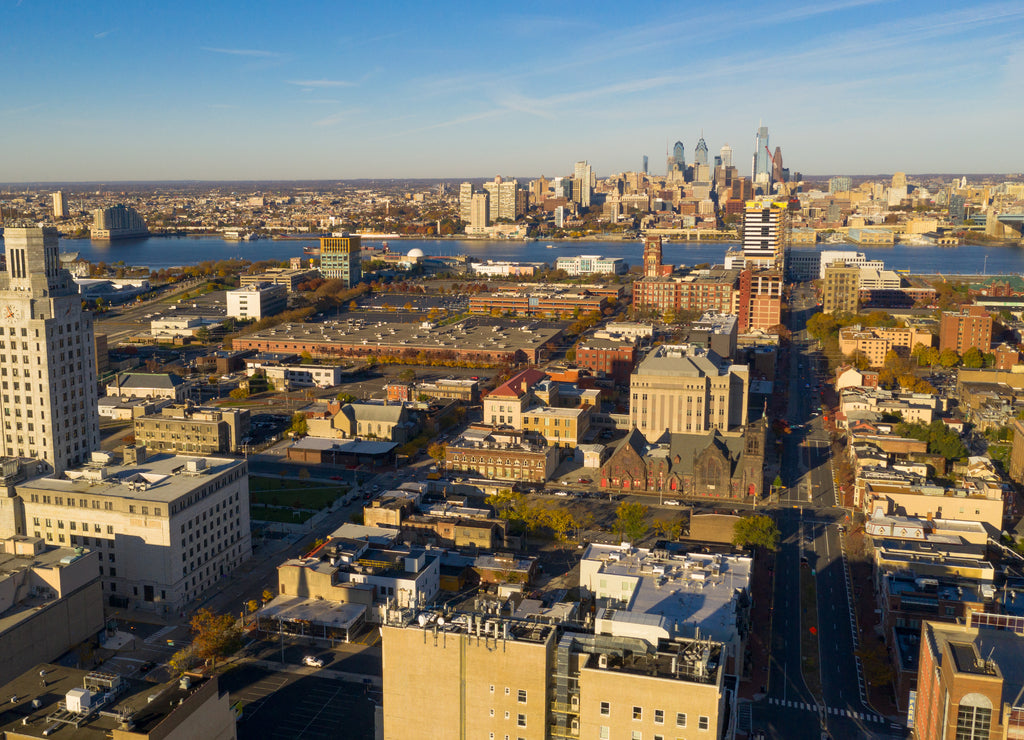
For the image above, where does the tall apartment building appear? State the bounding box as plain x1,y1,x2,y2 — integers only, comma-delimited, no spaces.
939,305,993,355
319,233,362,287
822,262,861,313
458,182,475,222
469,192,490,229
482,176,521,221
14,448,251,613
90,204,149,240
742,199,789,270
737,268,783,332
0,227,100,474
382,616,729,740
630,345,749,441
51,191,67,219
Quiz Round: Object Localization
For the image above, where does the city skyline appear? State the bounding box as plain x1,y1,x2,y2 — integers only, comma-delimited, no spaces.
2,0,1023,181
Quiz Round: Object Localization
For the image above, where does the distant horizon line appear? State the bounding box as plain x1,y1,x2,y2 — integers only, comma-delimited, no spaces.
1,172,1022,189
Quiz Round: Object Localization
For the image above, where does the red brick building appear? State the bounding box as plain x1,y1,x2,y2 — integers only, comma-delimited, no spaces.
575,338,637,384
736,269,783,332
939,305,993,354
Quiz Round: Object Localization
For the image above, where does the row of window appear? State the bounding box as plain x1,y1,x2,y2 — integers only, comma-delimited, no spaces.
598,703,709,730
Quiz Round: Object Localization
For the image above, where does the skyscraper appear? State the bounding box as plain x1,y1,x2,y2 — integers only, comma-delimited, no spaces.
0,226,100,474
772,147,784,183
458,182,475,222
642,155,648,175
668,140,685,174
469,192,489,229
483,176,522,220
828,177,852,194
694,135,709,167
573,161,593,208
753,125,770,182
742,200,789,270
720,144,733,168
51,192,67,219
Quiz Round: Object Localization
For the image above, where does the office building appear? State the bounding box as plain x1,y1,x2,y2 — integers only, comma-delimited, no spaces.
15,448,251,613
576,338,637,384
823,262,861,314
829,176,852,194
752,125,770,182
238,267,318,293
458,182,475,222
51,191,67,219
0,535,103,686
554,255,626,276
225,283,287,321
914,614,1024,740
629,344,749,440
642,154,648,174
469,192,489,229
0,664,238,740
694,135,709,167
0,227,100,474
742,200,789,270
573,161,593,208
382,613,730,740
482,176,521,221
939,305,993,355
720,144,733,168
90,204,149,240
319,233,362,287
134,405,250,454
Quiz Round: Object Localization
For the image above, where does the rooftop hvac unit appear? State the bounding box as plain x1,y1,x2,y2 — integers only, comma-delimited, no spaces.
65,688,94,714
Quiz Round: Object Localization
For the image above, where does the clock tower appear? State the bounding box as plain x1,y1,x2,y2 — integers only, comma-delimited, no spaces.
0,226,99,474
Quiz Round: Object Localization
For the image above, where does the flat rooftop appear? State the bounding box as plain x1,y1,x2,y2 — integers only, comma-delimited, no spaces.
0,664,218,739
17,452,243,503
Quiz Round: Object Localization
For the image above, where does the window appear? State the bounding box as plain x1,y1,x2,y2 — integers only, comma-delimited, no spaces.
489,709,494,717
676,713,687,728
956,695,993,740
698,716,709,730
633,706,642,720
504,687,510,696
654,709,664,724
517,690,526,704
504,712,510,720
632,732,642,740
600,728,609,740
600,702,610,716
516,714,526,728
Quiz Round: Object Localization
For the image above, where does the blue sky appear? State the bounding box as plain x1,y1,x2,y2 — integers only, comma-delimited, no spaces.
2,0,1022,181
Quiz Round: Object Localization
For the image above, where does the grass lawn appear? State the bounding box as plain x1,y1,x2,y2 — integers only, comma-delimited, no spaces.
249,475,348,510
800,564,822,698
250,504,313,524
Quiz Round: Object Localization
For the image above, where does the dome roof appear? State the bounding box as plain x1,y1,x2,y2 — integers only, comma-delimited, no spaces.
407,248,425,259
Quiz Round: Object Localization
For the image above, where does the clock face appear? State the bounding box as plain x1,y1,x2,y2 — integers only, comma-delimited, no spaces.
3,305,21,322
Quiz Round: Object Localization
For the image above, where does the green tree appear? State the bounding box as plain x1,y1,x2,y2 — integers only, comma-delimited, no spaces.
732,514,781,551
427,442,446,463
300,351,314,364
336,392,355,404
961,346,984,368
289,412,308,436
229,387,249,400
938,349,961,367
168,645,199,675
189,608,242,669
614,501,649,542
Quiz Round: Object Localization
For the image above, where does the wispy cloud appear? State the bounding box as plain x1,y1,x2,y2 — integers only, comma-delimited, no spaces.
0,103,44,118
94,28,116,39
202,46,281,58
312,108,366,127
287,79,356,88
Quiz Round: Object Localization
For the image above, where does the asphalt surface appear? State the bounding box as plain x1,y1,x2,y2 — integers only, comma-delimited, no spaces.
752,285,905,740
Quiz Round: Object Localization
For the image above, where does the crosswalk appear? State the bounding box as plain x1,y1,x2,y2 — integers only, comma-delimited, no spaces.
766,697,886,723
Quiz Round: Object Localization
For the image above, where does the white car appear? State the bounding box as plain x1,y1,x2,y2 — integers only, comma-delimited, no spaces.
302,656,324,668
664,499,681,506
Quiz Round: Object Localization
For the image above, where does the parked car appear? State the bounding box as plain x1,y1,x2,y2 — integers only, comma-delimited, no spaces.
577,477,592,485
303,656,324,668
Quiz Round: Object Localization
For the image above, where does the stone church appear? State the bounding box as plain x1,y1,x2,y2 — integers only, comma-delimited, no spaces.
599,419,766,501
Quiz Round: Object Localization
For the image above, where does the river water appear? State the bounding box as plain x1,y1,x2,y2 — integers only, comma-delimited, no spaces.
1,234,1021,275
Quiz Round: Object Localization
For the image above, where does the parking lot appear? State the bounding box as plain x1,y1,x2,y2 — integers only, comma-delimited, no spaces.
222,665,376,740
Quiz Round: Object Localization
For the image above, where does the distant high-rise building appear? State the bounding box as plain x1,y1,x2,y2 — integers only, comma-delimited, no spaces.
0,227,100,474
483,176,522,221
573,161,593,208
720,144,733,168
91,204,149,240
713,155,723,169
949,193,966,224
694,136,709,167
642,155,648,175
829,177,852,194
51,192,67,219
668,140,685,174
772,147,784,183
742,200,789,270
822,263,860,314
892,172,907,190
753,126,770,181
469,192,490,229
458,182,474,222
555,205,566,229
319,233,362,287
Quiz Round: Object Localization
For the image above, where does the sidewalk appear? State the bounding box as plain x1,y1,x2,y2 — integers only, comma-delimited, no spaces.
738,547,773,702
